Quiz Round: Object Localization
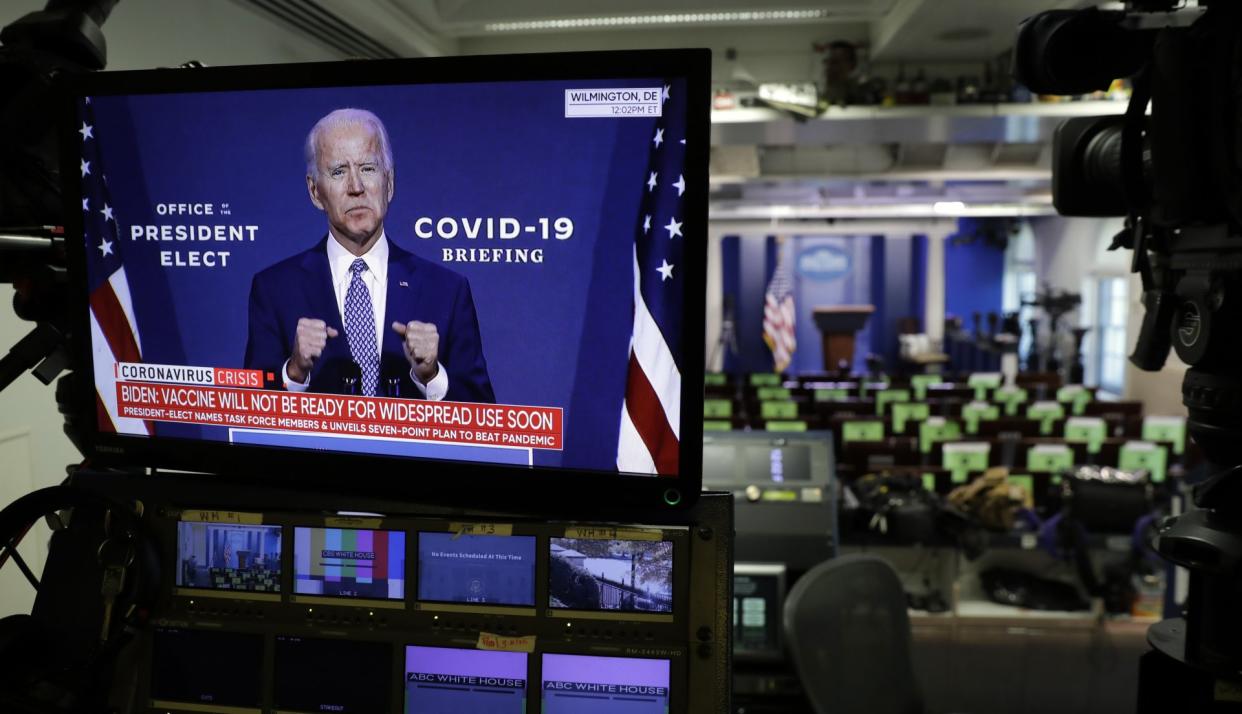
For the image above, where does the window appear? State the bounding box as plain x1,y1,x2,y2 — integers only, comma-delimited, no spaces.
1002,225,1037,362
1095,276,1128,395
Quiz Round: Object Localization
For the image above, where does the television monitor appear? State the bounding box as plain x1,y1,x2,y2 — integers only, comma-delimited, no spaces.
404,645,526,713
150,628,263,711
417,532,536,608
274,635,393,713
293,526,405,602
541,653,670,714
175,520,282,597
548,536,673,615
702,431,834,486
701,431,837,568
62,49,709,509
732,563,787,661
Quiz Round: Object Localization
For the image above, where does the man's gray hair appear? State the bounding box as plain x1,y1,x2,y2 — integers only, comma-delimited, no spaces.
304,108,394,179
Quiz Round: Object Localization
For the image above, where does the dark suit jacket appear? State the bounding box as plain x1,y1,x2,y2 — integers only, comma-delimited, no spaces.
244,237,495,402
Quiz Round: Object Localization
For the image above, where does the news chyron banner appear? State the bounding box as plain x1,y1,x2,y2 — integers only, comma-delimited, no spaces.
79,77,691,475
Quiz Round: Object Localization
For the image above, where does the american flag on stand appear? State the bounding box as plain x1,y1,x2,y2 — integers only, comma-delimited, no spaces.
617,81,686,476
763,238,797,373
80,98,151,435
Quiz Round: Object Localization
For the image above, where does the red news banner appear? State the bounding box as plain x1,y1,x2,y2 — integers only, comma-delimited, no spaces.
113,363,562,450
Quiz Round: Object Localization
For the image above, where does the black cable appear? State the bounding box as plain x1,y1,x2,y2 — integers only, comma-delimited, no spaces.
1,536,40,590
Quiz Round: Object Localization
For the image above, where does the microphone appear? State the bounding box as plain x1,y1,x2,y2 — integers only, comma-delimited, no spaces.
341,362,362,395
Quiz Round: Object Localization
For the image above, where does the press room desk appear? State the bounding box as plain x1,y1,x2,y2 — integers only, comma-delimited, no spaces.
908,604,1153,714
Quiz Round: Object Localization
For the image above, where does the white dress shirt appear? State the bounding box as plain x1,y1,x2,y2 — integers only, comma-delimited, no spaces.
283,230,448,399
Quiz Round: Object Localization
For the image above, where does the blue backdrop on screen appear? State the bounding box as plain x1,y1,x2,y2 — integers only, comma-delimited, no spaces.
85,78,682,470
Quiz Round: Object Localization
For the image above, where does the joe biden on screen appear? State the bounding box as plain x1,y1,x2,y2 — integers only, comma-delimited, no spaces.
244,108,495,402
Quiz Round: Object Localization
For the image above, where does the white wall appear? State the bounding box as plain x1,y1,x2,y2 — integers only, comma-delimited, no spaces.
0,0,339,618
1028,214,1186,412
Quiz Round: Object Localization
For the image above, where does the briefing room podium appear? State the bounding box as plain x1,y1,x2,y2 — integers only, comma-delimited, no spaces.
813,305,875,371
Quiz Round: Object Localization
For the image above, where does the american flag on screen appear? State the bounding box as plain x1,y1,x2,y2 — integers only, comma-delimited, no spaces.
80,98,151,435
616,82,686,476
763,239,797,373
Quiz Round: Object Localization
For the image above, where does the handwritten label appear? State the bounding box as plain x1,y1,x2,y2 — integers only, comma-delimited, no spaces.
325,517,382,529
477,631,536,652
179,510,262,524
450,522,513,539
563,527,662,541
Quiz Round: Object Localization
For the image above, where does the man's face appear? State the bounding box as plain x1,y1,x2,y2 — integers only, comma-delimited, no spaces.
307,122,394,248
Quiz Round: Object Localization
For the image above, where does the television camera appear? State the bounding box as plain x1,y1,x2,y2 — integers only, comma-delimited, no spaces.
1015,1,1242,708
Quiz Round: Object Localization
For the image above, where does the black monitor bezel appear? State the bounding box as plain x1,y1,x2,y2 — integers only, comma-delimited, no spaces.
58,48,708,511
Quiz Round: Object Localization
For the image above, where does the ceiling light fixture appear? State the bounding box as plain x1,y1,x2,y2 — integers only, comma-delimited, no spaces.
484,9,832,32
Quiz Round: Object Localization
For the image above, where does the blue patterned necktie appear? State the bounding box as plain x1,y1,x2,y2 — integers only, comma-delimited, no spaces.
343,258,379,396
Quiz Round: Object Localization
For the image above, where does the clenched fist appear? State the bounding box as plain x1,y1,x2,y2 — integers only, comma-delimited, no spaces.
392,320,439,383
288,318,338,383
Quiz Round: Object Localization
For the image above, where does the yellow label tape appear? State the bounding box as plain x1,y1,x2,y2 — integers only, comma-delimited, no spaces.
324,517,383,529
449,522,514,538
563,526,662,541
179,510,263,525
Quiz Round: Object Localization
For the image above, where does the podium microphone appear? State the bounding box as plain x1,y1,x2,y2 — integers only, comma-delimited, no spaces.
341,362,362,396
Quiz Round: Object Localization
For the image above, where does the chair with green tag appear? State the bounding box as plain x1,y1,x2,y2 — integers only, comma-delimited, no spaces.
1026,443,1074,474
704,372,733,399
1026,401,1066,436
992,386,1029,416
1142,415,1187,458
704,398,733,421
875,388,911,417
757,386,793,401
1119,441,1169,483
890,402,930,436
749,373,783,387
910,374,942,401
967,372,1002,401
813,387,851,403
919,418,961,454
1057,385,1093,416
962,402,999,435
941,442,990,485
703,420,733,432
1064,416,1107,455
765,420,808,433
760,400,799,422
842,420,885,444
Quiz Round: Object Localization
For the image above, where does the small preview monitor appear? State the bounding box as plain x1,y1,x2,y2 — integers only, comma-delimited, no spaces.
150,628,263,711
65,50,709,509
274,636,393,713
702,431,834,487
732,563,787,660
549,537,672,614
417,532,536,607
294,526,406,601
541,653,670,714
175,520,282,595
404,645,526,713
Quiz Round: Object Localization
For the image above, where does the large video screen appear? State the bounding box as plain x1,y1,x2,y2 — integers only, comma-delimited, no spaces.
548,537,673,613
541,654,669,714
175,521,282,594
417,532,536,607
404,645,526,713
71,54,704,490
294,527,405,600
